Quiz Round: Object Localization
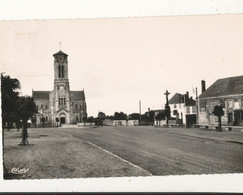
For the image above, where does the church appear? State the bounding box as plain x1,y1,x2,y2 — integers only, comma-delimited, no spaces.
32,50,87,126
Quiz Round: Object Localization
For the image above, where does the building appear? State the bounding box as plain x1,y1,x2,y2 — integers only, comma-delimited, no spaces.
168,92,197,125
198,76,243,126
32,50,87,126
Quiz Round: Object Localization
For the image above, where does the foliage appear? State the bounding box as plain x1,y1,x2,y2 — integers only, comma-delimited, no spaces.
86,116,94,122
41,117,45,127
212,105,224,117
155,112,165,121
98,112,106,119
98,112,106,126
1,73,21,129
213,105,224,130
114,112,127,120
141,114,149,121
147,111,155,122
17,96,37,122
129,113,140,120
16,96,37,145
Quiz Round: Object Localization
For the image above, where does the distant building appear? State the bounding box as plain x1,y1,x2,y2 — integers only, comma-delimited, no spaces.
32,50,87,126
168,92,197,125
198,76,243,126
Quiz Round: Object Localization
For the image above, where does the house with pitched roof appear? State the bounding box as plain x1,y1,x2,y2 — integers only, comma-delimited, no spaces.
198,76,243,126
168,92,197,125
32,50,87,126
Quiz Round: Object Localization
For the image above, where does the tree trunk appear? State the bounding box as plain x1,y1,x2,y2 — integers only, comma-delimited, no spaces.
7,120,10,131
218,116,222,131
20,122,29,145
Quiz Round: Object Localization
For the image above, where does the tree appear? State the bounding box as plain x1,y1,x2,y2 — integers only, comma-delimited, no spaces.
114,112,127,120
147,111,155,122
98,112,106,126
17,96,37,145
41,117,45,128
86,116,94,122
55,117,59,128
164,105,171,125
155,112,165,121
1,74,21,130
212,105,224,131
129,113,140,120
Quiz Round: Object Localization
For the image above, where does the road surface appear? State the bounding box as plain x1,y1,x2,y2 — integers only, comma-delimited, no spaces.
3,126,243,179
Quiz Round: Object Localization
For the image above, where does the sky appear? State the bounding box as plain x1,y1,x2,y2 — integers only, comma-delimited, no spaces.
1,14,243,117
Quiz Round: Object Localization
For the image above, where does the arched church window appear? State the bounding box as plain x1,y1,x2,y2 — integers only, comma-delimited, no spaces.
62,66,64,77
58,65,64,78
58,66,61,78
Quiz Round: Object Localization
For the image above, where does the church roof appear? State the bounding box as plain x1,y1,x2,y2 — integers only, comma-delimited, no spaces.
199,75,243,98
32,91,50,100
71,91,85,100
53,50,68,57
169,93,196,106
32,90,85,100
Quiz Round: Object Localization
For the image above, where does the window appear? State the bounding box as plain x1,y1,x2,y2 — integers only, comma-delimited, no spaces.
228,100,233,108
80,105,82,109
58,65,64,78
46,116,48,121
234,101,240,109
76,104,78,109
174,104,176,108
41,104,43,109
46,105,48,109
76,116,79,122
186,106,190,114
192,106,197,113
37,105,39,110
59,97,66,106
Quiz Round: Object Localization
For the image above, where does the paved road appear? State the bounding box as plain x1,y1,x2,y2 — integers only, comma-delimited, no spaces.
56,126,243,176
4,126,243,179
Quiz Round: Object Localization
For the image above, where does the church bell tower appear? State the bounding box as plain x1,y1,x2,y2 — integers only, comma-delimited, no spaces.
53,50,71,124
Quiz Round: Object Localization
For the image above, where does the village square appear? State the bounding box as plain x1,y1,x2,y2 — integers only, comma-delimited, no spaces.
2,48,243,179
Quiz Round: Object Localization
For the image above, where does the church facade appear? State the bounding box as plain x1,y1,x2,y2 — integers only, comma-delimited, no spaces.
32,50,87,126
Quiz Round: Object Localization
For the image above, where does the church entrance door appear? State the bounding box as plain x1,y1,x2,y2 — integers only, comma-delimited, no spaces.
60,117,66,124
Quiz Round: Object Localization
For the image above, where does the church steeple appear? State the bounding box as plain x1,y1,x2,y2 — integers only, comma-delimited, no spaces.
53,50,69,80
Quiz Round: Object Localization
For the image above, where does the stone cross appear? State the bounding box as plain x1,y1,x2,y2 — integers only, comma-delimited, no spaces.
164,90,170,106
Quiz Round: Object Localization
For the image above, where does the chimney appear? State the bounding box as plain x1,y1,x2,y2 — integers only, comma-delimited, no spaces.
186,91,189,98
201,80,206,93
148,107,150,112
